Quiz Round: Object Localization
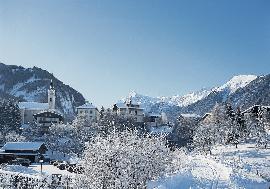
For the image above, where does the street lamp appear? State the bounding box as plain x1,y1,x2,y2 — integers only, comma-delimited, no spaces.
39,159,44,174
38,154,45,175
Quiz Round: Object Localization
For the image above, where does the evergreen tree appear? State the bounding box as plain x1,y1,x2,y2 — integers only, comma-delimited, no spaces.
0,99,21,141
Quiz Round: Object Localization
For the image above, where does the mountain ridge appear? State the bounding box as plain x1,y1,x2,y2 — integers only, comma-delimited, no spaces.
0,62,86,120
120,74,265,120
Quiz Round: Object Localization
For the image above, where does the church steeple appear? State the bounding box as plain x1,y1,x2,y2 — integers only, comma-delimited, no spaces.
50,79,54,90
48,79,56,110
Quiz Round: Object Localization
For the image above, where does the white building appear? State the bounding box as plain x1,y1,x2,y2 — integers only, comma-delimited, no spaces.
19,102,49,125
76,102,100,122
113,100,144,123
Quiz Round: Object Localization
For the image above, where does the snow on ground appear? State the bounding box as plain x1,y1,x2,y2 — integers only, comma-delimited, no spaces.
30,164,74,176
148,143,270,189
1,164,73,177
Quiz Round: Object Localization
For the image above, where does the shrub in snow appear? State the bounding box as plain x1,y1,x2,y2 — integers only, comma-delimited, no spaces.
76,129,172,189
5,131,26,142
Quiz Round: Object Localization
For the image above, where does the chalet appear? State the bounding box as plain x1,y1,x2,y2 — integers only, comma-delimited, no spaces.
113,99,144,123
34,110,64,134
0,142,47,163
76,102,100,122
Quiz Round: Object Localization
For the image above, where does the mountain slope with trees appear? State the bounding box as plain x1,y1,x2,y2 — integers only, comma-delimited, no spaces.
0,62,85,120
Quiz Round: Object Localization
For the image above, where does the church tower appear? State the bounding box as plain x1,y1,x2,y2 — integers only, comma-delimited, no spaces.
48,79,56,110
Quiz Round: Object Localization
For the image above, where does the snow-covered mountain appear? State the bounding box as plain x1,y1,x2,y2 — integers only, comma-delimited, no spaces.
160,88,212,107
119,88,211,113
183,75,259,115
216,75,257,94
0,63,85,120
121,74,261,120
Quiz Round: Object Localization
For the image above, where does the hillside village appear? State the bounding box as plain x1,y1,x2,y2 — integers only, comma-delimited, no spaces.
0,64,270,188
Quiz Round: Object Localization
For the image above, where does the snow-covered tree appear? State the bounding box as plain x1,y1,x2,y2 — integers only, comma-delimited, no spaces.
76,129,172,189
0,100,21,137
243,106,270,148
5,131,26,142
193,103,242,152
96,111,142,136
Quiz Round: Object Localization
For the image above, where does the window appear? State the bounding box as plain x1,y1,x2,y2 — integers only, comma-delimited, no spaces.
80,110,83,114
90,110,93,114
50,98,52,102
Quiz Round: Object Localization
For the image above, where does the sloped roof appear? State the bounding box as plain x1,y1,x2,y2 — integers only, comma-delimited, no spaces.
180,113,201,118
18,102,49,110
2,142,45,151
76,102,96,109
115,102,128,109
148,113,161,117
33,109,63,120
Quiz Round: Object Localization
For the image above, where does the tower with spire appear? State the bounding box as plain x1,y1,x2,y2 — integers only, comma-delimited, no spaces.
48,79,56,110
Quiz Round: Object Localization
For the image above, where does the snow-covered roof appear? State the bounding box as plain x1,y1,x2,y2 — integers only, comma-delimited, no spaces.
115,102,128,109
131,100,139,106
148,113,161,117
76,102,96,109
18,102,49,110
180,113,201,118
2,142,45,151
115,102,143,110
34,109,63,119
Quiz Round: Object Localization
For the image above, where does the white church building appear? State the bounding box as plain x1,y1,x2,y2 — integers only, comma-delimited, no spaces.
19,80,63,132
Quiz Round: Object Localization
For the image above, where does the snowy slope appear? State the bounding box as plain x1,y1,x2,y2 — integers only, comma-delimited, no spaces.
217,75,257,94
148,143,270,189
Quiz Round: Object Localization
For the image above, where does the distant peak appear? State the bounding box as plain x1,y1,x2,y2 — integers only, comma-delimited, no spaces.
230,75,257,82
129,90,138,97
218,75,257,93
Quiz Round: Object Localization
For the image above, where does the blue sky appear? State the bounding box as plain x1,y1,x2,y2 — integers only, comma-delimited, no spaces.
0,0,269,107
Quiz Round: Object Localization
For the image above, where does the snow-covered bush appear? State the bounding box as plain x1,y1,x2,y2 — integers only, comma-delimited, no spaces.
76,129,172,189
5,131,26,142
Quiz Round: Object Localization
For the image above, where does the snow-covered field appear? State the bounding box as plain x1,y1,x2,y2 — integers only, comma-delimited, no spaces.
148,143,270,189
0,143,269,188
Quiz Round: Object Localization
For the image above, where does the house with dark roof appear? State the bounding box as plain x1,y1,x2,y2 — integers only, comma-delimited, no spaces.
0,142,47,162
34,110,64,134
